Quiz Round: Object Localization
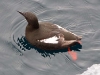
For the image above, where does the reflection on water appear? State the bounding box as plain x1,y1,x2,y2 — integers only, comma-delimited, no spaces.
13,35,82,58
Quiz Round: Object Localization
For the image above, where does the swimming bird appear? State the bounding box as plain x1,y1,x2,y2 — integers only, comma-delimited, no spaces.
18,11,82,51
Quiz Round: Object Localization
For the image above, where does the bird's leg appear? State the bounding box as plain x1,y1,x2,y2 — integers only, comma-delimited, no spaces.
68,47,77,60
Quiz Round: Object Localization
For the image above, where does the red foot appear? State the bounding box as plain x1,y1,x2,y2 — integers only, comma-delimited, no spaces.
68,47,77,60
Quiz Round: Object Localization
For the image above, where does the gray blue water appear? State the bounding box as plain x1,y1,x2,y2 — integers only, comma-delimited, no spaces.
0,0,100,75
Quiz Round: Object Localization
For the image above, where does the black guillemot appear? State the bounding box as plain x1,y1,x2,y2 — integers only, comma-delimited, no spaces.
18,11,82,51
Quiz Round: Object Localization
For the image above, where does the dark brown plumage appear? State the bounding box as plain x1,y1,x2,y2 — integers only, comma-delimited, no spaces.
18,11,82,50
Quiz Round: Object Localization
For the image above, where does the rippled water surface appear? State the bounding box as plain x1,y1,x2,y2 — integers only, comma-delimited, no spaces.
0,0,100,75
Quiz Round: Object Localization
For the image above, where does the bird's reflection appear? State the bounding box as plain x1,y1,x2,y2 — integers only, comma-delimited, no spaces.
15,36,82,57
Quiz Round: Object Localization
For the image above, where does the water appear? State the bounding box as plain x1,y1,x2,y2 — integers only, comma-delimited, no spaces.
0,0,100,75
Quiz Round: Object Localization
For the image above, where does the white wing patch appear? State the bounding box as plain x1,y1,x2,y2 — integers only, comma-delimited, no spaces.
38,36,60,44
54,24,78,36
54,24,63,29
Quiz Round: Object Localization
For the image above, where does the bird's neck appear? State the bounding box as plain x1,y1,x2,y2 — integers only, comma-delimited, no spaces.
26,24,39,31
